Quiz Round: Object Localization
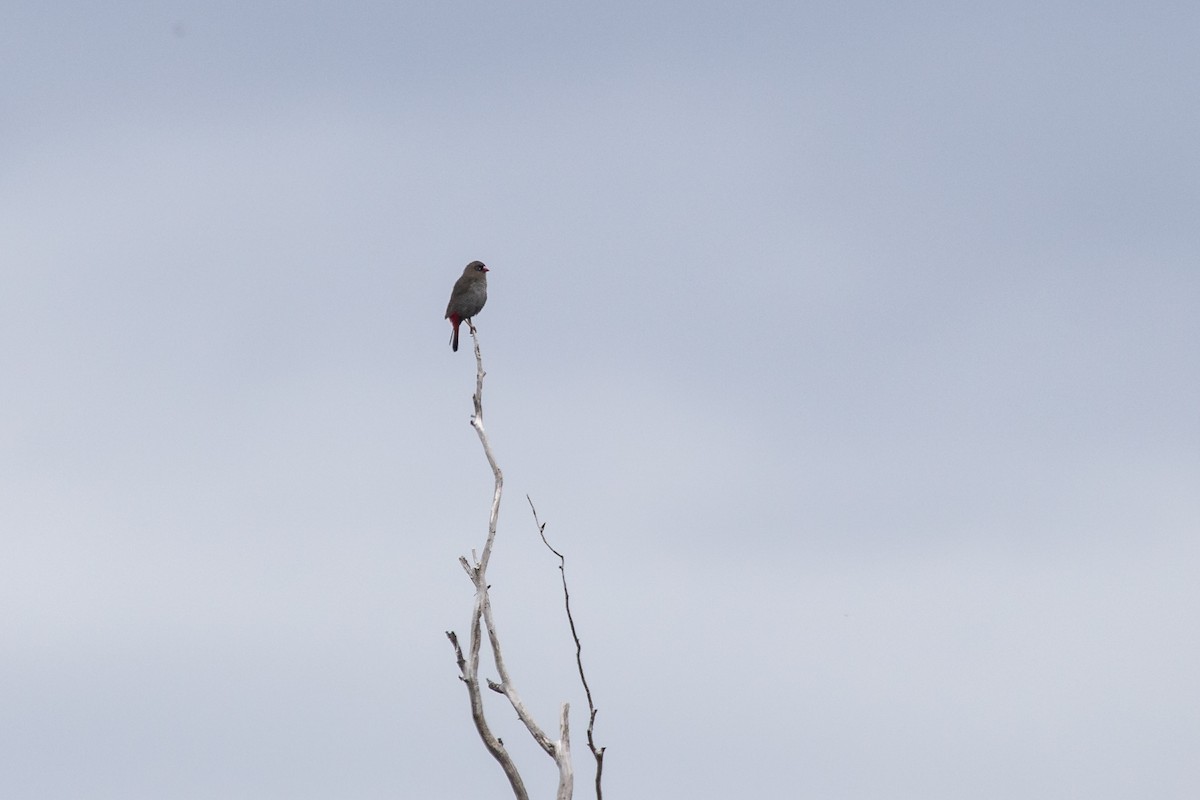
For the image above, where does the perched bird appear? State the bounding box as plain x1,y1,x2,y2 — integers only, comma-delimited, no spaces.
444,260,489,352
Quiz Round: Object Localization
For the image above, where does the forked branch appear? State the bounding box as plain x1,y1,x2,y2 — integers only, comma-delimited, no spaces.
445,322,574,800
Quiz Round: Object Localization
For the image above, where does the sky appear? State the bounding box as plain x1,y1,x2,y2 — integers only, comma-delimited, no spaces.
2,2,1198,798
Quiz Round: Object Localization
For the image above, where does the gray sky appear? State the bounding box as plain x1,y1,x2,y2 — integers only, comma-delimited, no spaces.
3,2,1198,798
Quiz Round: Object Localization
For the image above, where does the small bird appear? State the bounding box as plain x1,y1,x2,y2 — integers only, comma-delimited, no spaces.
444,261,489,352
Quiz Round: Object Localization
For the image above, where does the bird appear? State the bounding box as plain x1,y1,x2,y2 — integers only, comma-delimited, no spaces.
444,261,489,352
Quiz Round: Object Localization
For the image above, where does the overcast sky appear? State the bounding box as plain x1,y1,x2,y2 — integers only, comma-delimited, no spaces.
3,2,1198,798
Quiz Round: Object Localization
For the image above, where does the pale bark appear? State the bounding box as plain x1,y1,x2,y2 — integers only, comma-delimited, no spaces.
445,321,575,800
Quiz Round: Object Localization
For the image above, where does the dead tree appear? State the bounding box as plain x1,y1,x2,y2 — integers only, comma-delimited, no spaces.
445,321,604,800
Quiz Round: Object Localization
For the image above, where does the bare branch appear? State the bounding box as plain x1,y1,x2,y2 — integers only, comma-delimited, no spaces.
480,592,557,754
445,623,528,800
446,324,576,798
529,495,607,800
444,325,528,800
467,320,502,575
556,703,573,800
446,630,466,675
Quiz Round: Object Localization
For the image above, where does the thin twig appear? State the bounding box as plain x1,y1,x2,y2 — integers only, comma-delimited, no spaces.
528,495,606,800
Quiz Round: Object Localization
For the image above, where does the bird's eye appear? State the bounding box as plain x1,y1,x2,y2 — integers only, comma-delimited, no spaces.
476,264,486,271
